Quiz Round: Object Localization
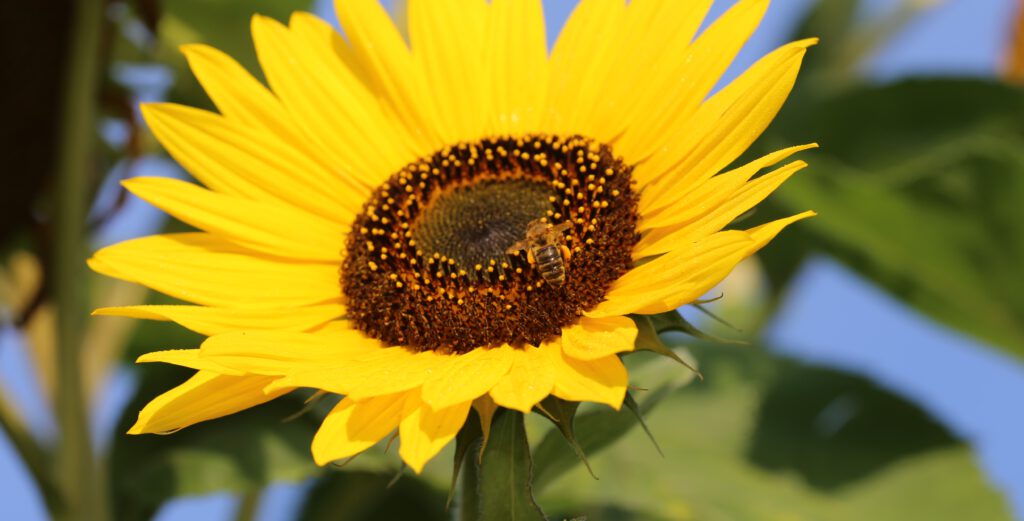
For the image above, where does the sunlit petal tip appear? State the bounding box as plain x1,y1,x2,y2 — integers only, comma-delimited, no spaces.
796,36,821,48
177,42,211,57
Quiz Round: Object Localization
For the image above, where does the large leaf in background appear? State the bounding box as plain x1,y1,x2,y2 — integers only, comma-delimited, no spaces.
538,344,1010,521
110,365,322,521
756,79,1024,358
746,356,956,489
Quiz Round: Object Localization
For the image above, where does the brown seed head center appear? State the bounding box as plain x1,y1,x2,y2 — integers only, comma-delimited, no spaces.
341,135,639,353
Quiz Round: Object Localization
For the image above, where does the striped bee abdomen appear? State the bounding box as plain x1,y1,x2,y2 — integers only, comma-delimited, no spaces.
534,245,566,287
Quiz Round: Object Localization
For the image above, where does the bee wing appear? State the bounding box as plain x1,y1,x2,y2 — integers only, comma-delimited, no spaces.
505,239,530,254
550,221,573,234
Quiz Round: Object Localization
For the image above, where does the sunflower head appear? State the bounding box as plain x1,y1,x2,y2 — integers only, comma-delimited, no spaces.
90,0,815,477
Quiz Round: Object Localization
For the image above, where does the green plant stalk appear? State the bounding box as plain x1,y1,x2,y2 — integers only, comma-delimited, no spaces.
234,490,262,521
53,0,107,519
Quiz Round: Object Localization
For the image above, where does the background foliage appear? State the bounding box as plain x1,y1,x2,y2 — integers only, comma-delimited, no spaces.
0,0,1019,520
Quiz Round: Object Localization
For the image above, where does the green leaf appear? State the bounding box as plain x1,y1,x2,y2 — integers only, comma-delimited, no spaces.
537,344,1012,521
478,410,546,521
759,79,1024,358
448,409,483,509
747,358,957,489
110,365,322,520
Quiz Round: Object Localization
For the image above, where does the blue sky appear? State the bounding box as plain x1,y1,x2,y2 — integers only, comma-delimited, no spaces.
1,0,1021,519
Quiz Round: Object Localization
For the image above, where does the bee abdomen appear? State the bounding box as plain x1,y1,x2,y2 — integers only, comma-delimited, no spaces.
535,245,566,287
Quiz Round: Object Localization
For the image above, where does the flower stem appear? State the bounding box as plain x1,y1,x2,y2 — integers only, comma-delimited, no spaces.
53,0,106,519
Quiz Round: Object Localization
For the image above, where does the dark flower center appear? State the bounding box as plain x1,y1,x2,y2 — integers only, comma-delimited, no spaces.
341,135,639,353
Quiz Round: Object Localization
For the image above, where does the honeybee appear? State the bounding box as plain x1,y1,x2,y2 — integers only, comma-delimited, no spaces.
506,219,573,287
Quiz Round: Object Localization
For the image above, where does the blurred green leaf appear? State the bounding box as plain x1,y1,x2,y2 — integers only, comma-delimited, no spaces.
759,79,1024,357
478,410,547,521
538,344,1011,521
110,365,321,521
747,357,955,489
299,470,448,521
449,409,483,509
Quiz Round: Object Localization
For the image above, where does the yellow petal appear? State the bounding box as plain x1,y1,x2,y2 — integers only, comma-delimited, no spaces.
136,349,244,375
489,343,556,413
287,12,367,86
180,44,309,147
251,14,417,185
616,0,768,166
88,233,342,309
591,231,756,317
198,328,380,377
485,0,548,134
123,177,344,262
323,348,452,399
639,144,817,231
640,38,816,205
311,392,408,466
589,0,713,142
545,0,625,136
550,345,627,409
128,371,289,434
240,335,450,400
399,393,472,474
561,315,638,361
92,304,345,337
334,0,444,148
419,345,514,411
597,213,815,316
745,211,817,245
140,103,361,222
634,160,810,258
408,0,490,143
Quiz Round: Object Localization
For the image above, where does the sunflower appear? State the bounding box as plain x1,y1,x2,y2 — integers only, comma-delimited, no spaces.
90,0,815,473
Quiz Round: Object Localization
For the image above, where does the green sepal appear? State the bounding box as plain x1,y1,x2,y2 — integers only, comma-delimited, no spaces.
692,303,742,332
448,409,483,509
651,309,746,346
536,396,596,479
531,384,677,492
623,391,663,457
630,314,703,379
478,410,547,521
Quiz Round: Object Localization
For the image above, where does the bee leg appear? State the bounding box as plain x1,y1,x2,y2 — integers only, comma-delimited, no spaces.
527,249,536,266
560,245,572,263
